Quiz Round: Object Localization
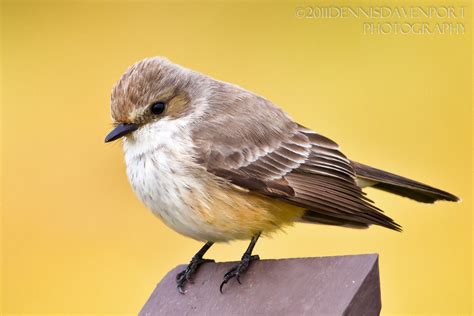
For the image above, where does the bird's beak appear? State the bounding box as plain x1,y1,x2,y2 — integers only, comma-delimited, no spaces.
104,123,139,143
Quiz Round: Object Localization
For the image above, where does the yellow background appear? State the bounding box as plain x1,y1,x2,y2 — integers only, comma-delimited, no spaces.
1,1,472,315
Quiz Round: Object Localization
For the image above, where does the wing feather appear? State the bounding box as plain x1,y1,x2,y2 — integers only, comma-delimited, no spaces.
191,84,401,231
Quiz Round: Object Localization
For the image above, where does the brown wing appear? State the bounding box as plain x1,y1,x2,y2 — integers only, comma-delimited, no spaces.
191,84,401,231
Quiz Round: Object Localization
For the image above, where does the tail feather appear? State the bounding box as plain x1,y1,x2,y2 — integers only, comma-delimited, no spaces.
351,161,460,203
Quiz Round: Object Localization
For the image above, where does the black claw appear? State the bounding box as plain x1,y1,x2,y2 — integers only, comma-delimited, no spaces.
219,234,261,294
176,257,214,294
219,254,260,293
219,280,227,294
178,284,186,295
175,241,215,294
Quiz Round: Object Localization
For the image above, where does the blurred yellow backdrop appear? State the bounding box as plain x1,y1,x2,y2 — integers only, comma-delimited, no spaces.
1,1,472,315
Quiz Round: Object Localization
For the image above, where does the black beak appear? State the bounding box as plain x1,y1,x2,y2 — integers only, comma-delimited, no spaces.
104,123,139,143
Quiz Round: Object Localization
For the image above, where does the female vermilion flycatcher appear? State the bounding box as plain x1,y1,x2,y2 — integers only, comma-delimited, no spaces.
105,57,459,294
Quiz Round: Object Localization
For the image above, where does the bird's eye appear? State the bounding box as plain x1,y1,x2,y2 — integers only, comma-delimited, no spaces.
150,102,166,115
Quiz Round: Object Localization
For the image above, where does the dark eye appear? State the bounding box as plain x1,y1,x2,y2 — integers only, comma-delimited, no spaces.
150,102,166,115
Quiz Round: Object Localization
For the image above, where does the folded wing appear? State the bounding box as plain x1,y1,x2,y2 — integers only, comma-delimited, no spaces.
191,85,401,231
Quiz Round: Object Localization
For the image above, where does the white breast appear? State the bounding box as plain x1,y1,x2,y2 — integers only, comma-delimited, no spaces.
122,118,213,241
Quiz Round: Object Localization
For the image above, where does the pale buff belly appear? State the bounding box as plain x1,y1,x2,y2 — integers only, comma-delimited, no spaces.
184,182,306,242
126,151,304,242
123,120,304,242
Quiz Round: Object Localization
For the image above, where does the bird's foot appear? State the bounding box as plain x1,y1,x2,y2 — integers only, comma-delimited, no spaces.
220,254,260,293
176,257,214,294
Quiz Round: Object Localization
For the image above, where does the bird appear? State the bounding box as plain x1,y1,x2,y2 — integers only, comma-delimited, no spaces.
105,56,459,294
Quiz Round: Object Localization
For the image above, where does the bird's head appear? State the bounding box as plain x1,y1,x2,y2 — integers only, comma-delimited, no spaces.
104,57,199,143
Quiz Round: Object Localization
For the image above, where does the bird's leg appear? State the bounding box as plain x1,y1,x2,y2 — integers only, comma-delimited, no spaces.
220,233,261,293
176,241,214,294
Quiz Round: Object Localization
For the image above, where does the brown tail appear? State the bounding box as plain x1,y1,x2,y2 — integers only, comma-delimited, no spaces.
351,161,460,203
